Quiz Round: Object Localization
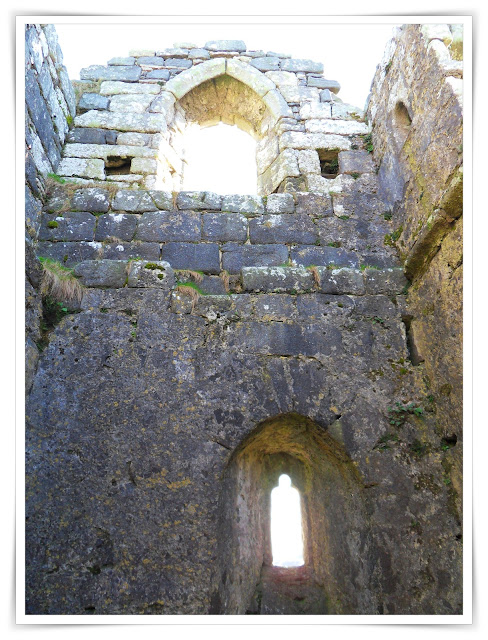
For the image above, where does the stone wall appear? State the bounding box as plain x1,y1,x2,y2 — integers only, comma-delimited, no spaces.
366,23,463,520
25,25,463,616
59,40,369,194
25,24,76,393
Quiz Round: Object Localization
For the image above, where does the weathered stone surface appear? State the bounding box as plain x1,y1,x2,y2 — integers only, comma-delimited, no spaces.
250,57,280,71
80,65,142,82
316,267,365,295
281,59,324,73
265,193,295,214
71,188,110,213
63,143,156,161
67,128,117,145
108,56,135,66
226,59,276,98
305,119,369,135
100,81,160,95
117,132,150,146
38,211,95,241
188,48,210,60
130,158,157,174
136,56,165,66
202,213,248,242
177,191,222,211
221,244,288,273
204,40,247,52
222,195,264,214
136,211,201,242
73,259,128,287
149,191,174,210
338,150,375,175
101,241,160,261
307,77,341,93
295,192,333,217
95,213,138,242
165,59,226,99
165,58,192,69
35,240,102,266
145,69,171,80
108,94,155,113
363,268,408,294
242,266,313,292
127,260,175,289
57,157,105,180
78,93,109,111
111,190,156,212
279,131,351,152
161,242,220,273
249,215,318,244
74,110,167,134
291,245,359,268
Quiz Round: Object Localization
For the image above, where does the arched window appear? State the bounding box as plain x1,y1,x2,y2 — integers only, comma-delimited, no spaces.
270,474,304,568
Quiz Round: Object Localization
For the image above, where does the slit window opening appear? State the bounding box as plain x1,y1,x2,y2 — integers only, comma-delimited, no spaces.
270,474,304,568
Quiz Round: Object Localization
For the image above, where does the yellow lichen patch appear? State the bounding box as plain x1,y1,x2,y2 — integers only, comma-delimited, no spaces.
166,478,192,490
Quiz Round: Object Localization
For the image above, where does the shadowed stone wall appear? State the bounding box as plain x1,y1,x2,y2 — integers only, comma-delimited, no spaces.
25,26,463,616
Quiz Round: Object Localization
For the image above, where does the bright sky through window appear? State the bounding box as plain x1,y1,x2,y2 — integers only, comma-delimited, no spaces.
270,474,304,568
182,123,258,194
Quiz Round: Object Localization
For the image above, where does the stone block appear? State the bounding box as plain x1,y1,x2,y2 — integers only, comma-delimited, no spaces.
135,211,201,242
127,260,175,289
299,102,332,119
100,81,160,95
305,119,370,135
226,59,276,98
258,149,300,194
262,89,294,119
189,49,211,60
221,244,288,273
161,242,220,273
80,65,142,82
74,110,167,134
63,143,157,161
297,149,321,174
279,86,319,103
250,57,280,71
316,267,365,295
242,266,314,292
279,131,351,152
108,94,155,113
265,71,298,87
265,193,295,214
130,158,158,174
78,93,109,111
113,190,158,212
101,242,160,261
117,132,150,146
57,157,105,180
158,48,189,58
108,57,136,66
136,56,166,66
295,192,333,217
249,215,318,244
71,188,111,213
39,212,96,242
149,191,174,210
330,103,364,120
95,213,138,242
202,213,248,242
363,268,408,294
35,241,103,267
281,59,324,73
338,150,375,175
222,195,264,214
320,89,334,102
149,92,176,117
73,259,128,287
145,69,171,81
67,128,117,145
177,191,222,211
307,77,341,93
165,59,226,99
165,59,192,69
204,40,247,52
291,245,359,268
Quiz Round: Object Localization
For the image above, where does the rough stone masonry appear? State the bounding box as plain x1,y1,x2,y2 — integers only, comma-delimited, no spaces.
25,25,463,615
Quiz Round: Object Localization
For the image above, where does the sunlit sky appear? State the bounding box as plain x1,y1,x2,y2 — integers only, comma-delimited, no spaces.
54,20,399,194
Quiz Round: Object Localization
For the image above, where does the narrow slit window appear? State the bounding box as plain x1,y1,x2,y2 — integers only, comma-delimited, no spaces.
270,474,304,568
318,149,340,178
